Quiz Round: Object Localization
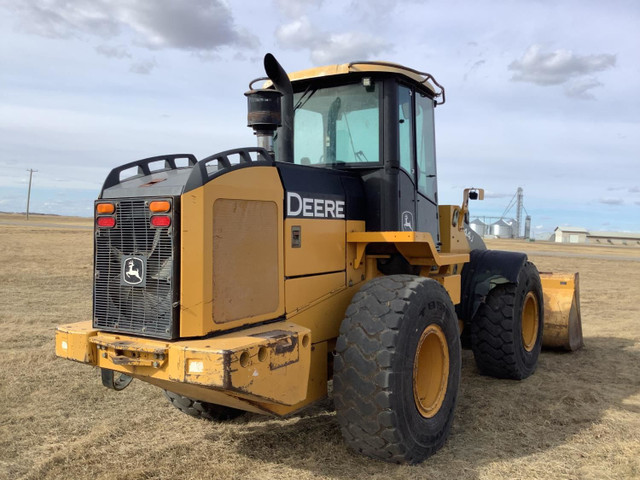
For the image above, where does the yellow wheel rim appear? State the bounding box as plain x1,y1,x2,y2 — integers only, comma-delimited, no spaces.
413,324,449,418
521,291,539,352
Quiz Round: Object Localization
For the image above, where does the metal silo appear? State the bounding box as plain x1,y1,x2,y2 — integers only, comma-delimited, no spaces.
470,218,487,237
491,219,514,238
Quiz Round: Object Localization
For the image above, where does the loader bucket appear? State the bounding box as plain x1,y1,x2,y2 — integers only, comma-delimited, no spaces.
540,272,584,351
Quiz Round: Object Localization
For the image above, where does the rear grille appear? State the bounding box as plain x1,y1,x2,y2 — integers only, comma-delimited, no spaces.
93,198,178,339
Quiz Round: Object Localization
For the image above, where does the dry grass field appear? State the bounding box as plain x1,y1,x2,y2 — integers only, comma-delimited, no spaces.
1,215,639,480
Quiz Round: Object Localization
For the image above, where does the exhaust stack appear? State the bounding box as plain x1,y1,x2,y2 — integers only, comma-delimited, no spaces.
244,54,293,161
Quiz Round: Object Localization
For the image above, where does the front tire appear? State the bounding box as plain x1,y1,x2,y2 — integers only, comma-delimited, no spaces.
471,261,543,379
333,275,461,464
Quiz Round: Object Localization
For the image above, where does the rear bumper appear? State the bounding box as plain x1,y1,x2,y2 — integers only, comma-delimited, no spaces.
56,320,312,406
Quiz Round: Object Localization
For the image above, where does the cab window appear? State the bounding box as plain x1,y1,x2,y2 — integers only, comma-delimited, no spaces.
416,92,437,200
398,85,413,176
293,82,381,166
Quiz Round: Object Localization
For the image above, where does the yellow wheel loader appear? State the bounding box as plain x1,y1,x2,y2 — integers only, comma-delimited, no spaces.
56,54,583,463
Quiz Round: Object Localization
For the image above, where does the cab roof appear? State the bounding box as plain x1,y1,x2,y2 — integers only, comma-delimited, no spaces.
288,61,442,98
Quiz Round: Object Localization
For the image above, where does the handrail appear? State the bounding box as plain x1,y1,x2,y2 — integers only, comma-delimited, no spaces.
101,153,197,192
183,147,274,193
347,61,446,105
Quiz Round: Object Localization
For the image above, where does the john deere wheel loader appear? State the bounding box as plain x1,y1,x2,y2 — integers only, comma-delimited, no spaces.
56,54,583,463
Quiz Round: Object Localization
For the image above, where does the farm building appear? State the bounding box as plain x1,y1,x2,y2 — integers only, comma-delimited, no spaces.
552,226,589,243
588,231,640,246
550,227,640,246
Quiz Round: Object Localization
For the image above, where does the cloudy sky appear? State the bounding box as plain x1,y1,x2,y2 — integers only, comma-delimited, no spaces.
1,0,638,236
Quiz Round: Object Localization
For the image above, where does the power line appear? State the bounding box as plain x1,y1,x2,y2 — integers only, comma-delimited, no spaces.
26,168,38,220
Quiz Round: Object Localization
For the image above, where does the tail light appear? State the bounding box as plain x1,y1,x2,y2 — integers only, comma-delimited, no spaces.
151,215,171,228
96,216,116,228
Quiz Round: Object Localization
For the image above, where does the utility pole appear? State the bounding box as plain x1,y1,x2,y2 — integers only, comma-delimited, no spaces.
26,169,38,220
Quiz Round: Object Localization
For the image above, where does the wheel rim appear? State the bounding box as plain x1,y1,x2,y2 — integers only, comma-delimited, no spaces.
521,291,540,352
413,324,449,418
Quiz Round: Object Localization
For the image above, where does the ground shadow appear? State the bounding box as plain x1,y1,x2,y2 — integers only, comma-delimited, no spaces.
218,336,640,478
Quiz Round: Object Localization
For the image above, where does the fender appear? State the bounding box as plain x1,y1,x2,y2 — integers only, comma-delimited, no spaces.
457,249,528,324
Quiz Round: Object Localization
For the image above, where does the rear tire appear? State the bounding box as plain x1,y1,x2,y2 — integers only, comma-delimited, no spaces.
163,390,244,421
333,275,461,464
471,261,543,379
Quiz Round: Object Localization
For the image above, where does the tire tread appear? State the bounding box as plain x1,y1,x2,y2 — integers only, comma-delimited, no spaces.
163,390,244,421
334,275,458,463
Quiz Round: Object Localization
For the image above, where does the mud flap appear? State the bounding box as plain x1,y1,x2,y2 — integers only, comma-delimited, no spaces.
540,272,584,351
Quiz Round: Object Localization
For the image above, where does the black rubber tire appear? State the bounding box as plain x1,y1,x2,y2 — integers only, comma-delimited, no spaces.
471,261,544,380
333,275,461,464
163,390,244,421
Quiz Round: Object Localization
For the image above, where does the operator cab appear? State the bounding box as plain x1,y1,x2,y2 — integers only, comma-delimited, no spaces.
284,64,443,245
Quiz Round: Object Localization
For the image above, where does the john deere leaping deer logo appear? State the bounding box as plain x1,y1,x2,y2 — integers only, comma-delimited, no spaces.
121,256,146,286
402,211,413,231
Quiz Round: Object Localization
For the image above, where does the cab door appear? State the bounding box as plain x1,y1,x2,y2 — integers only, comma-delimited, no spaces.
398,85,416,231
414,91,440,245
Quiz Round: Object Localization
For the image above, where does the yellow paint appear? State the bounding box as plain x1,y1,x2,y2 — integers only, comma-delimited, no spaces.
55,321,97,364
438,205,471,254
144,340,330,417
345,220,367,285
260,340,329,416
540,272,584,351
264,62,438,96
285,272,346,314
521,291,540,352
413,324,449,418
430,274,462,305
347,231,469,270
180,166,285,337
287,285,362,344
212,198,279,323
57,320,312,406
284,218,345,277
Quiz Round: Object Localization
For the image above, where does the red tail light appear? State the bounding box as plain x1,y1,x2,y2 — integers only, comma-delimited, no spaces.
151,215,171,228
96,216,116,228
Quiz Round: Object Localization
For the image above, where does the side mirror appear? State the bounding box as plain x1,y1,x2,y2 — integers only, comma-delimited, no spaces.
459,188,484,231
465,188,484,201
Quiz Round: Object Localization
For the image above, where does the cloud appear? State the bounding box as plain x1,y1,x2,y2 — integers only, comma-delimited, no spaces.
564,78,603,100
120,1,258,51
464,59,486,81
311,32,389,64
276,15,390,65
274,0,322,18
483,191,511,199
95,44,131,59
599,197,623,206
509,44,615,88
7,0,120,39
129,59,157,75
275,15,319,48
6,0,258,53
629,186,640,193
